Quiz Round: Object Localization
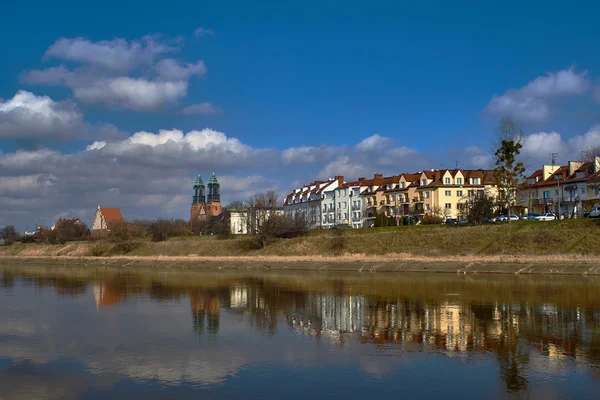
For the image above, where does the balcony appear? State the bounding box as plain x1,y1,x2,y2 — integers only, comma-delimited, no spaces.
351,204,361,210
537,198,554,205
412,197,424,203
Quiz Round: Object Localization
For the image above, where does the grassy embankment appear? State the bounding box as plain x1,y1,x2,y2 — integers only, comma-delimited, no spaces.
1,219,599,263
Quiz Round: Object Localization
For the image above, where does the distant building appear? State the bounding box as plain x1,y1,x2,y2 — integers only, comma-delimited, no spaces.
190,173,223,223
229,208,284,235
283,176,345,229
92,205,124,233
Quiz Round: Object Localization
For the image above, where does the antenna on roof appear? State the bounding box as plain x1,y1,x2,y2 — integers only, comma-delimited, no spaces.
455,160,459,169
551,152,558,167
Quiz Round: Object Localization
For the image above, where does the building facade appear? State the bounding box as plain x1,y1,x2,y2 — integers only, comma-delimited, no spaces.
283,176,344,229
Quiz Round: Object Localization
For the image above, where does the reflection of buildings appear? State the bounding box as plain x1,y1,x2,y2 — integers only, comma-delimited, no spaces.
92,283,121,309
190,292,221,339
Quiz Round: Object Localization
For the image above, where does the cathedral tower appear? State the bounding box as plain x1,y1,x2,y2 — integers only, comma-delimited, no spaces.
190,172,222,223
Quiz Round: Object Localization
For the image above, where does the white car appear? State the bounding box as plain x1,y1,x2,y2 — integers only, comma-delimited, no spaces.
588,206,600,218
496,215,519,222
535,213,557,221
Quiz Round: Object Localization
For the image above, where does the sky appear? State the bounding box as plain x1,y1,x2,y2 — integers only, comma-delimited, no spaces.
1,0,600,229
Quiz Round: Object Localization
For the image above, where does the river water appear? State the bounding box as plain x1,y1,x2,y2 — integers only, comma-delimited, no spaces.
1,265,600,399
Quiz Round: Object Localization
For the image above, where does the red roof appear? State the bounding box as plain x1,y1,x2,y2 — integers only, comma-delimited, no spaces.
100,208,123,228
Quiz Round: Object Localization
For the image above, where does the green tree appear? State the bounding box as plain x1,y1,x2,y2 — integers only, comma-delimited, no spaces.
493,118,526,223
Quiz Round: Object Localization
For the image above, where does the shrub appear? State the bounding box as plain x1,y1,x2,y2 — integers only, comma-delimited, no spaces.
1,225,20,245
87,242,108,257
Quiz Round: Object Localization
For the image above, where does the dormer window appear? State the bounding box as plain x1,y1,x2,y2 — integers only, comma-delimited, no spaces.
472,178,480,185
576,172,585,179
554,174,563,180
457,178,463,185
400,182,405,189
527,179,536,185
445,178,451,184
421,179,427,186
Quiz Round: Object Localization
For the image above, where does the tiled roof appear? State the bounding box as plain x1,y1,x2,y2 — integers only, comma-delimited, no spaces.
100,208,123,228
533,166,569,187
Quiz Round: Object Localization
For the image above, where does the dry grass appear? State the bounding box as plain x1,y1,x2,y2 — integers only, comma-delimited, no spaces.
1,219,599,263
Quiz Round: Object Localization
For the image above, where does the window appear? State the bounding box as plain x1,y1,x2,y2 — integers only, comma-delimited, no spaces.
554,174,563,180
555,190,559,196
397,195,402,202
424,191,430,198
425,204,431,211
445,190,451,196
457,190,463,197
528,179,536,185
576,172,586,179
543,191,550,199
445,203,452,209
468,190,474,197
457,203,464,210
421,179,427,186
457,178,463,185
581,187,587,194
400,182,405,189
596,187,600,195
520,194,526,201
531,192,536,198
472,178,480,184
445,178,451,184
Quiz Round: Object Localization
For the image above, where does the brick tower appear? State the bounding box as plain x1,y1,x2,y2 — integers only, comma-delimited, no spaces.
190,173,222,223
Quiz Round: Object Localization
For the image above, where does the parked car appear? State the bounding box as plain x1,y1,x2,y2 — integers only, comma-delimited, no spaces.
497,215,519,222
458,218,470,224
444,218,458,225
535,213,557,221
521,213,540,220
588,206,600,218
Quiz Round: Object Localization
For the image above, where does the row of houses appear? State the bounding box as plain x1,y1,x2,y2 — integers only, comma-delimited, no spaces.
283,157,600,229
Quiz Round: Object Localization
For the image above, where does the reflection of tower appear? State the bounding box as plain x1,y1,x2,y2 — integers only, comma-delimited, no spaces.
190,292,207,336
207,297,221,339
92,283,121,310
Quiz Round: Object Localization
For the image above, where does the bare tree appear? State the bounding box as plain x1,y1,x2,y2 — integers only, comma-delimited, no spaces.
581,145,600,162
245,191,308,248
462,190,496,225
225,201,246,210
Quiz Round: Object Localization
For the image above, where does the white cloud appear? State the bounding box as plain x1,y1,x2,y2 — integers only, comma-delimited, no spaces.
44,36,175,71
156,59,206,81
568,125,600,154
317,156,372,180
72,77,188,110
182,102,221,115
522,131,564,161
356,134,393,152
485,67,589,123
194,27,215,37
86,141,106,151
22,34,209,112
281,145,340,165
0,90,85,139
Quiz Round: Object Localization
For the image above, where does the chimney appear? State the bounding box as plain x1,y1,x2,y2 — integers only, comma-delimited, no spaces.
542,165,559,180
358,177,365,182
374,173,383,180
568,161,584,176
334,175,344,184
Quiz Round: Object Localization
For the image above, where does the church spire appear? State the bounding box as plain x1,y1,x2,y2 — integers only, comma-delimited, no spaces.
192,174,205,204
207,172,220,203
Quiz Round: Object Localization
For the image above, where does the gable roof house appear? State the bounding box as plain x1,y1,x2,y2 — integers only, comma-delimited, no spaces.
92,205,124,233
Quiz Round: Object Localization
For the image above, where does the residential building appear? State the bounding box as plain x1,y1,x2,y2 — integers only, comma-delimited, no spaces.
359,173,387,227
283,176,344,229
561,158,600,217
415,169,498,220
334,179,369,228
516,162,589,218
92,205,123,233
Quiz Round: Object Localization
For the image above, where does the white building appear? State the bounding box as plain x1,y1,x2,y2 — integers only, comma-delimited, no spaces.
229,208,284,235
333,179,369,228
283,176,344,229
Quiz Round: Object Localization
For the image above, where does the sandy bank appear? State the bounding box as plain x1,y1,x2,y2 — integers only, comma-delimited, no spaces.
2,254,600,275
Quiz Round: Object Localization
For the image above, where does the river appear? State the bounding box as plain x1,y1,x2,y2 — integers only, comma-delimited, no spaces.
1,264,600,399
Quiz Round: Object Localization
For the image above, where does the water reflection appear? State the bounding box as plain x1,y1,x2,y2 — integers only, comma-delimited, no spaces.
1,265,600,398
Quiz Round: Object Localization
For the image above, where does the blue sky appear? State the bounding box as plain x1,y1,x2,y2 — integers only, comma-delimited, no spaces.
1,0,600,228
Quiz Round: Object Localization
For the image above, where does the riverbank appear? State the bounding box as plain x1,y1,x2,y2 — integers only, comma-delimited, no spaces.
1,219,599,274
